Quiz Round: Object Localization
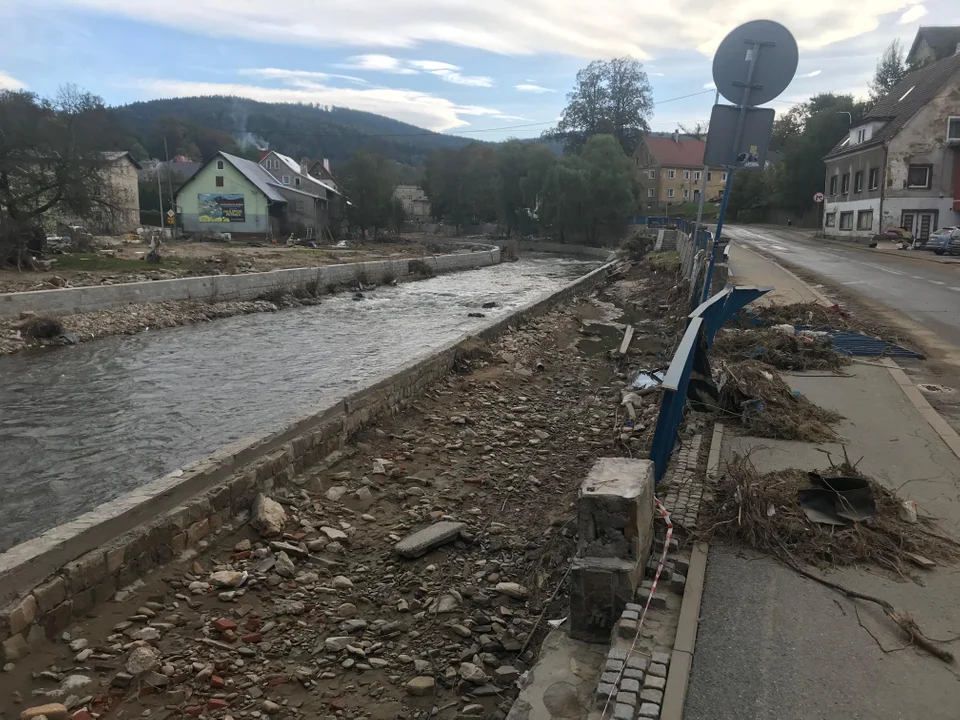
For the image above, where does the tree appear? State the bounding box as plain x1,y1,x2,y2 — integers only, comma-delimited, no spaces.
423,143,498,232
385,198,406,234
339,151,398,237
540,135,636,244
495,140,557,236
0,86,125,267
870,40,908,101
678,122,708,141
551,58,653,155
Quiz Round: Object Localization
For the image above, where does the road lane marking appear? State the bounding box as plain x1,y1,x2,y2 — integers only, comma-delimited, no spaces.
950,287,960,291
867,264,906,275
931,280,946,285
911,276,924,279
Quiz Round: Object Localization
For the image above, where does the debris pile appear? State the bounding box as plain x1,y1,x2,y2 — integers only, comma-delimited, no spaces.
714,327,850,371
702,454,959,573
718,360,842,442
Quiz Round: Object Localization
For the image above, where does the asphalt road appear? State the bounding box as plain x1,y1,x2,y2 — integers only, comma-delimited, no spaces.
724,225,960,349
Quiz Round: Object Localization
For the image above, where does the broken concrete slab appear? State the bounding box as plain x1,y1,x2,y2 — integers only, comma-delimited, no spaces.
394,521,466,558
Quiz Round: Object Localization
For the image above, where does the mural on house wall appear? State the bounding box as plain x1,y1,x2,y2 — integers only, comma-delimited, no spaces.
198,194,246,223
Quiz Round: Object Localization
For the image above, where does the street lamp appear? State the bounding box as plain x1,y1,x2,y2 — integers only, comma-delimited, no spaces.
837,111,852,124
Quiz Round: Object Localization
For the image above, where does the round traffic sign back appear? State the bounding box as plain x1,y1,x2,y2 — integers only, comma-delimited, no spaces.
712,20,799,106
813,192,825,203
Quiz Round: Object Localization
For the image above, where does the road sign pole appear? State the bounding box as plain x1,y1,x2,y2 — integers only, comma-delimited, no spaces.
702,40,763,303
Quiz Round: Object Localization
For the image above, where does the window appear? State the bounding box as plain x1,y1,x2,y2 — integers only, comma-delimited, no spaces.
215,176,224,187
282,175,291,185
668,169,676,179
647,188,655,198
683,189,689,198
829,175,838,194
295,177,301,187
868,168,879,190
854,171,863,193
825,212,836,227
907,164,931,189
841,173,850,194
648,169,656,179
857,210,873,230
707,172,713,181
694,171,702,182
721,172,728,182
667,188,675,198
856,128,866,144
683,170,690,180
949,116,960,142
217,160,224,170
839,211,854,230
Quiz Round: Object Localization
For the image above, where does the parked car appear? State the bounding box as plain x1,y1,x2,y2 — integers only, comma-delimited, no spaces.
929,227,960,255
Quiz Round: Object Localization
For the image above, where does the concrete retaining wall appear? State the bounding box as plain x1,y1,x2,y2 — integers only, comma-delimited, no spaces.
517,241,615,261
0,246,500,318
0,254,616,662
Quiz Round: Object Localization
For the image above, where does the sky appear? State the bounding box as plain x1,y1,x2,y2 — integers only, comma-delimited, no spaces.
1,0,958,141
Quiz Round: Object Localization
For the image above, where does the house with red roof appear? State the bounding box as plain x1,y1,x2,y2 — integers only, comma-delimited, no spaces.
632,132,728,209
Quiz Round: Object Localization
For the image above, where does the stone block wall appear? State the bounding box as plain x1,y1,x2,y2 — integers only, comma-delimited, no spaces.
0,245,500,318
0,256,614,664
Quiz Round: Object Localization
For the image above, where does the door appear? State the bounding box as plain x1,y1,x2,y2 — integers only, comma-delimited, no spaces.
918,212,936,242
900,211,915,236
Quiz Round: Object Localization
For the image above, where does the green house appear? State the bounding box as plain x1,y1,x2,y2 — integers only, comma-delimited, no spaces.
176,151,328,238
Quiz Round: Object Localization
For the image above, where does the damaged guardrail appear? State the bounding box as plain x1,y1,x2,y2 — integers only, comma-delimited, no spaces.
648,285,772,483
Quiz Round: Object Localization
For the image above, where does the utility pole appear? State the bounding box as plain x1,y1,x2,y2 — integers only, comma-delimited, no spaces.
163,137,176,238
692,90,720,252
156,168,164,230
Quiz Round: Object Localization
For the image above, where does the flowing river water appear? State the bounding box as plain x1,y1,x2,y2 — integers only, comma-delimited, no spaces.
0,255,600,551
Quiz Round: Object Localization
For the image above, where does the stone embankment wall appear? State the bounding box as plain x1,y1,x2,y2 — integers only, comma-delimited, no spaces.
0,245,500,318
516,241,615,261
0,255,616,663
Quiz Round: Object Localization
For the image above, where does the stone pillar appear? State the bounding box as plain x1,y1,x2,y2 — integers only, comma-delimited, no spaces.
569,458,654,643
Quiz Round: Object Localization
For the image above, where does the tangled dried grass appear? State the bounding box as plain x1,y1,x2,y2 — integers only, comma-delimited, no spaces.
731,302,852,330
719,360,843,442
701,453,960,574
714,328,851,372
19,314,64,339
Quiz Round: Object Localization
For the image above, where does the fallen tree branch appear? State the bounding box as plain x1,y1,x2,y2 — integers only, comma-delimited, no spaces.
777,541,954,664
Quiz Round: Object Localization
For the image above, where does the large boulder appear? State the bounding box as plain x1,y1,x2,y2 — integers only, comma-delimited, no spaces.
251,494,287,537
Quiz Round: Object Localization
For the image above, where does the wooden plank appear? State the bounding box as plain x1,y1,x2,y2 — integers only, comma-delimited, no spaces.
618,325,635,355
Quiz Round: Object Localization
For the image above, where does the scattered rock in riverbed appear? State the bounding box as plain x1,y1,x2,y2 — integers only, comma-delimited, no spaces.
394,521,466,558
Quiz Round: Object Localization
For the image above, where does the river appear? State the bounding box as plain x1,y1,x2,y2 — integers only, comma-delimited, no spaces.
0,255,599,551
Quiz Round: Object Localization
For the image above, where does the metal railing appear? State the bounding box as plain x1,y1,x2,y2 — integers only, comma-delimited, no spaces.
648,285,771,483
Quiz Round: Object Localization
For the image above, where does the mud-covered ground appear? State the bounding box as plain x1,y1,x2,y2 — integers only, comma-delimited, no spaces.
0,261,689,720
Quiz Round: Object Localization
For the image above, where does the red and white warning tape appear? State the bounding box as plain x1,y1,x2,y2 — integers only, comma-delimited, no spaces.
599,497,673,718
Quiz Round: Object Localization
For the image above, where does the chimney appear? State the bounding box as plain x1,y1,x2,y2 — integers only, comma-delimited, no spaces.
259,150,269,161
300,157,310,175
672,130,680,144
323,158,331,174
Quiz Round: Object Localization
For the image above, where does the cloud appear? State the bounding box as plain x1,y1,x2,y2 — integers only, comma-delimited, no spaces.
0,71,25,90
797,69,823,78
515,83,555,93
703,82,716,89
45,0,926,60
134,77,502,132
409,60,493,87
337,54,416,74
241,68,368,84
899,4,927,23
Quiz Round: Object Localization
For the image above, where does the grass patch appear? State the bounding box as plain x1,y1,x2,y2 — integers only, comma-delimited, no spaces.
408,259,435,278
19,315,63,339
646,251,681,273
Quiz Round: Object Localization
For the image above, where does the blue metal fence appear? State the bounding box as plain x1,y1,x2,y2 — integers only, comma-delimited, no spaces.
648,285,772,483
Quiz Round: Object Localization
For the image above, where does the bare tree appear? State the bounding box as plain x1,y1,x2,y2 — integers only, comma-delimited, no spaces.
678,122,709,141
0,86,122,268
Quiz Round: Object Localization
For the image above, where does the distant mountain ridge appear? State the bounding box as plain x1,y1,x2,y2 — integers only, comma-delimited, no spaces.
111,96,479,170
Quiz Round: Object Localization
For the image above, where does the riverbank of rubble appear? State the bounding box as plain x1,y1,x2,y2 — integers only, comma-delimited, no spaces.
0,261,689,720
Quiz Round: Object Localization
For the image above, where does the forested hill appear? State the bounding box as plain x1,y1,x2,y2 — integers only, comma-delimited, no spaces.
111,96,477,170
